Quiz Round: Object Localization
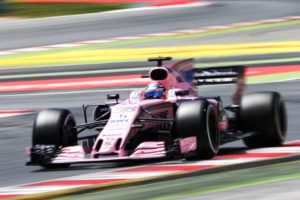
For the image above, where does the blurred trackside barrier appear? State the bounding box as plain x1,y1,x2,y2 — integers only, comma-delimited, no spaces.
0,0,206,18
0,0,10,13
9,0,201,7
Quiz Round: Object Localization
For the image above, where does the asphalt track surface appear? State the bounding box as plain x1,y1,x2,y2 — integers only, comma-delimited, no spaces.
0,0,300,196
0,76,299,188
0,0,300,51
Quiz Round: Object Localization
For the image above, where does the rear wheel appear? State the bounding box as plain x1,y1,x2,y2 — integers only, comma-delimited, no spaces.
240,92,287,148
32,109,77,167
176,100,220,159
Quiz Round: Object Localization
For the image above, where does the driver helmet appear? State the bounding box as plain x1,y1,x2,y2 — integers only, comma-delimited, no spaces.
145,83,166,99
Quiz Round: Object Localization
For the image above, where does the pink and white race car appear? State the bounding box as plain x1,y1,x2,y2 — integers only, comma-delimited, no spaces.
27,57,287,167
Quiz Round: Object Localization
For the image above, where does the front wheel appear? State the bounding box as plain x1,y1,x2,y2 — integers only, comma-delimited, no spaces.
33,109,77,147
176,100,220,160
32,109,77,168
240,92,287,148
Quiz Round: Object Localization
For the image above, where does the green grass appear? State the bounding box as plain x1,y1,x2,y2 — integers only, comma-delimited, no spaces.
0,2,130,18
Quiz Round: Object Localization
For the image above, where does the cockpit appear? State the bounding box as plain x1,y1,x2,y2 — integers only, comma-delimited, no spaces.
144,83,166,99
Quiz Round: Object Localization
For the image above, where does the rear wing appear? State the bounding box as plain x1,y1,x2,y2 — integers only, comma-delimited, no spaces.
194,66,246,104
194,66,245,85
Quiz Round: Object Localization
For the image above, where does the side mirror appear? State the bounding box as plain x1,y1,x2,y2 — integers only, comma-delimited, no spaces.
107,94,120,103
107,94,119,100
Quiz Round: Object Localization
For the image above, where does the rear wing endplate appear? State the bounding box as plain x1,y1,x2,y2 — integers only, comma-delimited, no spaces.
194,66,246,104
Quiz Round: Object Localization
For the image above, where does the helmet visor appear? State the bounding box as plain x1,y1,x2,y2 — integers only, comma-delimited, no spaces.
145,91,163,98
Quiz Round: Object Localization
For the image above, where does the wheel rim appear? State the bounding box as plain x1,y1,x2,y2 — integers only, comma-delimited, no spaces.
62,114,77,146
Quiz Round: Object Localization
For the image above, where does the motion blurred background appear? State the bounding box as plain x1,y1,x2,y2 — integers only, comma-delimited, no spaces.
0,0,300,199
0,0,132,18
0,0,10,13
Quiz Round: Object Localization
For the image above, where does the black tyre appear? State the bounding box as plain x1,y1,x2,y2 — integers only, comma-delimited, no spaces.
32,109,77,168
240,92,287,148
176,100,220,159
33,109,77,147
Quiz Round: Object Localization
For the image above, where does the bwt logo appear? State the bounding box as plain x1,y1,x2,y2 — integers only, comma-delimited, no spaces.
110,114,129,123
115,105,138,112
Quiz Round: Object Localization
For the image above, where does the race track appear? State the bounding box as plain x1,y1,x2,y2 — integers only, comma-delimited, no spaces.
0,0,300,50
0,0,299,198
1,78,300,188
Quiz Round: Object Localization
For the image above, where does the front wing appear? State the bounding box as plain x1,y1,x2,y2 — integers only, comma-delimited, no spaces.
26,137,197,166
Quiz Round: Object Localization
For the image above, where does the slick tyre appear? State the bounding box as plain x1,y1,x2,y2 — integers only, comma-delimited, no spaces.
176,100,220,159
240,92,287,148
33,109,77,147
32,109,77,168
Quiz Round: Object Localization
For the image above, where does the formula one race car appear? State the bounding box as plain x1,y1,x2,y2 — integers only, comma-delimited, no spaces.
26,57,287,167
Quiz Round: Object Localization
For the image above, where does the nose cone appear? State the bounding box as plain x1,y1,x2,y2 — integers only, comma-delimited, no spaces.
93,103,140,157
